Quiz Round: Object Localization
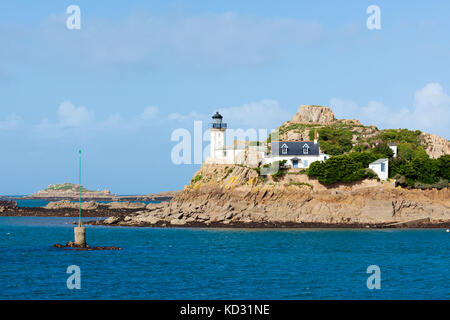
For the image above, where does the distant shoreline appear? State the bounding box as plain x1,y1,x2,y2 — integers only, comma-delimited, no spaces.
0,211,449,229
1,191,179,203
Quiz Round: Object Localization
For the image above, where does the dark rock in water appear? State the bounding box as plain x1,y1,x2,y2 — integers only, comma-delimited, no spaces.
0,200,18,209
53,241,122,251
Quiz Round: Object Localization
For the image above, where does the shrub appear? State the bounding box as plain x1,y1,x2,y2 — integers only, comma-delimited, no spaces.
308,155,366,184
316,126,353,155
391,153,448,186
437,155,450,180
271,160,287,180
191,175,203,184
414,178,449,190
373,142,394,158
348,151,382,167
379,129,422,145
288,181,313,188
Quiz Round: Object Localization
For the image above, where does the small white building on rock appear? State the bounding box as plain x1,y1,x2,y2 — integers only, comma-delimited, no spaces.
369,158,389,180
388,142,398,158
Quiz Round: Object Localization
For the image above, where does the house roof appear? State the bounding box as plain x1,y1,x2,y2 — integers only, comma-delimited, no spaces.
370,158,388,165
271,141,320,156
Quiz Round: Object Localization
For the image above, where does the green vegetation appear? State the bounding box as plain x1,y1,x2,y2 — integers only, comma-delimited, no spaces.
260,122,447,189
259,160,287,180
306,148,449,188
379,129,422,145
288,181,312,188
315,126,354,155
222,168,234,179
287,169,308,175
307,153,377,184
390,154,449,188
279,123,317,136
373,142,394,158
44,183,91,192
191,174,203,184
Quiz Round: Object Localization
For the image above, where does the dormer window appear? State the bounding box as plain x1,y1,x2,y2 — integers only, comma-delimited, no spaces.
302,143,310,154
281,144,288,155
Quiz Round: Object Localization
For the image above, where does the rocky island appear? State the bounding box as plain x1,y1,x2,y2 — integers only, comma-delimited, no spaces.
93,105,449,229
2,106,449,228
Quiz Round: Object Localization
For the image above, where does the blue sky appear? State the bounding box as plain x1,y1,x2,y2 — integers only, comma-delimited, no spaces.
0,1,449,195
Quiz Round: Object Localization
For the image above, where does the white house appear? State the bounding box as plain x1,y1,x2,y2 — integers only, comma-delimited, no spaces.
205,112,328,168
369,158,389,180
262,141,329,168
388,142,398,157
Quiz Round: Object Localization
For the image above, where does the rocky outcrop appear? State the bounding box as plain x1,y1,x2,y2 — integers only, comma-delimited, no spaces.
291,105,335,124
421,132,450,159
44,200,99,210
43,200,147,210
54,241,122,250
0,200,17,213
100,164,450,228
106,201,146,209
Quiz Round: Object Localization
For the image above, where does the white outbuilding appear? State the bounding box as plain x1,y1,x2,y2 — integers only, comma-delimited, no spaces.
369,158,389,180
388,142,398,157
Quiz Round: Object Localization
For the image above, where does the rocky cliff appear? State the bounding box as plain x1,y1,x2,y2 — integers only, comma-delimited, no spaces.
102,164,450,228
290,105,335,124
420,132,450,159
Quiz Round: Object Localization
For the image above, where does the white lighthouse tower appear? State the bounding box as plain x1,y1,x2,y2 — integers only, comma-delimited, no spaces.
210,111,226,162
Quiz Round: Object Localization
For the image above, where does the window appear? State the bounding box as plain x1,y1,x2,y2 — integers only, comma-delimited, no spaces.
303,160,308,167
381,162,385,172
324,156,327,160
281,144,288,155
302,144,309,154
223,151,227,156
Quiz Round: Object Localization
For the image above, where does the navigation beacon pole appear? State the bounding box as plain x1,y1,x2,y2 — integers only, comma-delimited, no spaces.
74,149,86,246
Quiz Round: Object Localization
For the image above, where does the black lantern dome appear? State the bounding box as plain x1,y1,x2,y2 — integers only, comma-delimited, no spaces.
210,112,226,129
212,112,223,120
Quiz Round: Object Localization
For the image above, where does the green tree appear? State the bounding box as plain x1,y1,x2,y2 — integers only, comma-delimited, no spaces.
373,143,394,158
307,154,373,184
317,126,353,155
437,155,450,180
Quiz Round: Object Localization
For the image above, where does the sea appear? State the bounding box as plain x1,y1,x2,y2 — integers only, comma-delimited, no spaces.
3,196,157,208
0,216,448,300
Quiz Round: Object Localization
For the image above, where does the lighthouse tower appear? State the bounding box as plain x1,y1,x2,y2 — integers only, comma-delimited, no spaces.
210,112,227,162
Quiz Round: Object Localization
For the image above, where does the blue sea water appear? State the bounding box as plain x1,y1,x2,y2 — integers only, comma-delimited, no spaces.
2,196,158,208
0,217,448,300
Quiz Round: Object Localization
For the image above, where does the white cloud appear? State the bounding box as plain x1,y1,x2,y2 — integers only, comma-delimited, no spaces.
140,106,159,120
167,99,291,130
330,82,450,138
36,12,322,68
57,101,94,127
35,101,161,138
168,111,207,122
35,101,94,136
0,113,21,130
217,99,291,129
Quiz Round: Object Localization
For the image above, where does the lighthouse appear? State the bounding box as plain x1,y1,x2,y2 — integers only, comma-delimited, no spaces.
210,112,227,161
